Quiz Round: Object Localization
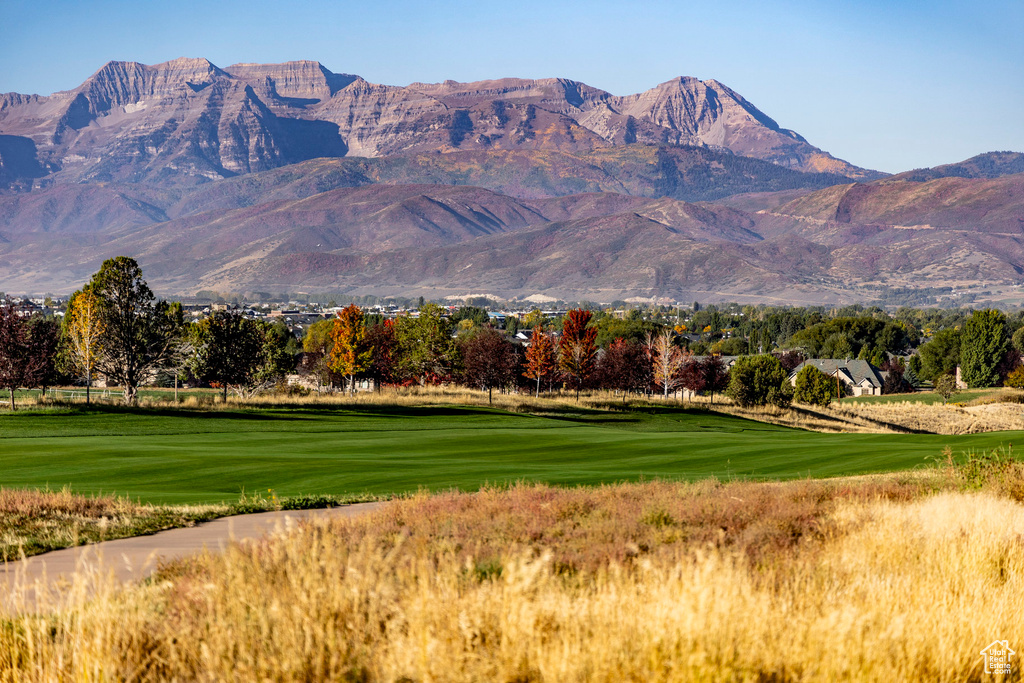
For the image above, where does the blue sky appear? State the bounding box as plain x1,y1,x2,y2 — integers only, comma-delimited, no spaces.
2,0,1021,173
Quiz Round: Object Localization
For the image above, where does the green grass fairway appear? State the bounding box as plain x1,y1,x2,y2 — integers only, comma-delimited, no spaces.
0,405,1018,504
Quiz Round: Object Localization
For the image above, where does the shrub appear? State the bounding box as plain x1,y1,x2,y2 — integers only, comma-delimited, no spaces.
934,374,959,403
1005,366,1024,389
880,357,913,394
726,354,793,407
793,365,835,406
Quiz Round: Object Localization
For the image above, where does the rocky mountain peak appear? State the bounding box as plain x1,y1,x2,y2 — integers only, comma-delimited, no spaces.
225,61,357,101
0,58,880,187
78,57,227,113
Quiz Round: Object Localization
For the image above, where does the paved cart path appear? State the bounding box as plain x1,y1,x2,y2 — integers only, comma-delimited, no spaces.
0,502,382,613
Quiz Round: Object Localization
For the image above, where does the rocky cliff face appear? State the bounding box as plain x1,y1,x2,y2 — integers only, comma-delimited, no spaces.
0,58,876,188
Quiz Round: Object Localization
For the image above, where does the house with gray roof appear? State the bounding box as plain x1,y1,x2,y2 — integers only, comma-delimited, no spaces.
789,359,885,396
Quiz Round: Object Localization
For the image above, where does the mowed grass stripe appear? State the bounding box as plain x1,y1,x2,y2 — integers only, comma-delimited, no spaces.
0,406,1017,503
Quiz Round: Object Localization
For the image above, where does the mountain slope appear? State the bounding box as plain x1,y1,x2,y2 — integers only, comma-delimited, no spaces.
890,152,1024,182
1,173,1023,303
773,174,1024,233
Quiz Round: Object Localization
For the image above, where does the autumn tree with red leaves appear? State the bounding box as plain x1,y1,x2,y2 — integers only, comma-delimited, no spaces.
460,327,519,404
0,299,39,410
678,353,705,403
559,309,597,400
523,324,556,397
597,337,651,401
701,354,730,404
365,319,399,389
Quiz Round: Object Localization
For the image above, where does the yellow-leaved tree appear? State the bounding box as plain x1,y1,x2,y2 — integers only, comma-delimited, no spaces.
330,304,373,395
63,288,105,405
648,329,685,398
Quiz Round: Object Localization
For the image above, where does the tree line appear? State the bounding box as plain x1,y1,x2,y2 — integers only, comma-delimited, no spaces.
0,258,294,408
3,258,1023,408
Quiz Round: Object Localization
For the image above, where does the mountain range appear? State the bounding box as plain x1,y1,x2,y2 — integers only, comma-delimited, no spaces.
0,57,1022,304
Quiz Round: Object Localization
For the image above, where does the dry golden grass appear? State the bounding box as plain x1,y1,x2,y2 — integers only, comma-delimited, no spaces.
0,487,239,562
834,400,1024,435
0,487,369,562
4,474,1023,681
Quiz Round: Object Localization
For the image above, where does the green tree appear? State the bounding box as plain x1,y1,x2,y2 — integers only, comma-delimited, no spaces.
715,336,749,356
450,306,489,327
726,354,792,408
88,257,183,404
959,309,1009,388
393,303,456,384
793,365,835,407
820,332,854,359
593,316,661,348
189,311,267,402
301,318,338,393
1012,326,1024,354
916,328,961,382
259,321,298,386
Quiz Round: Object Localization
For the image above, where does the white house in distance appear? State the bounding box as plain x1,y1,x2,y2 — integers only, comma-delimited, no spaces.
789,359,885,397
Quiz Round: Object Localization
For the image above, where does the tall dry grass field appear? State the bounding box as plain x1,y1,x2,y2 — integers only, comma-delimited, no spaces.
3,477,1022,681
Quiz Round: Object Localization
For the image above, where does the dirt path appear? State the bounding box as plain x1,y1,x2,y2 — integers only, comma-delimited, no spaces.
0,502,382,613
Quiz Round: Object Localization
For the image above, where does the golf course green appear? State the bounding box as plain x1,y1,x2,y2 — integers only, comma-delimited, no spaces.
0,404,1017,503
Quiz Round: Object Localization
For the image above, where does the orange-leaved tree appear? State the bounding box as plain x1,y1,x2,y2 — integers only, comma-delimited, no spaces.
330,304,373,395
523,324,556,397
559,309,597,400
63,287,105,406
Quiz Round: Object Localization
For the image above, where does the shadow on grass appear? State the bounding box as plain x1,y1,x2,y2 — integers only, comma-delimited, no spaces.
5,402,546,424
534,403,794,433
3,399,803,435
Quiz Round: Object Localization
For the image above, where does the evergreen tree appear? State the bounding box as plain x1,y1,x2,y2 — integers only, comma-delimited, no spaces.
959,309,1009,388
